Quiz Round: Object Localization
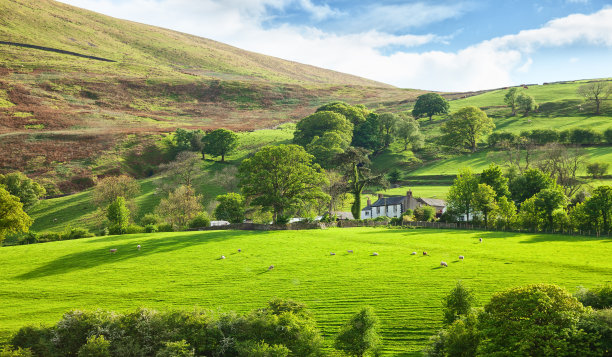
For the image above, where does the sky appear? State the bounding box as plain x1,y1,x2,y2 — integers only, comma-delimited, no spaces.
57,0,612,91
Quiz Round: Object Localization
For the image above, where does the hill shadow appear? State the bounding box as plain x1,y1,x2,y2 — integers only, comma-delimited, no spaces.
16,230,265,280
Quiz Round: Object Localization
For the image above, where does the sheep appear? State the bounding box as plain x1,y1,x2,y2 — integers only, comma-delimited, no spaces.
423,251,428,256
137,245,141,250
459,255,464,260
479,238,483,243
268,265,275,270
237,249,242,252
330,252,336,256
372,252,379,256
411,252,417,255
440,261,448,267
220,255,226,259
347,250,353,253
109,249,117,254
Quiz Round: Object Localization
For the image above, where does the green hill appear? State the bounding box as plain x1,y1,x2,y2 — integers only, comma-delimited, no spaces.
1,228,611,355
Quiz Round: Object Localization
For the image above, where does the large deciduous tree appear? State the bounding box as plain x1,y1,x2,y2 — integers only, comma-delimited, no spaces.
585,185,612,232
395,116,423,151
472,183,498,228
316,102,368,126
0,187,33,242
106,196,130,234
352,113,383,152
509,168,555,205
293,111,353,148
155,185,203,229
378,112,399,148
447,168,479,222
533,187,568,230
441,106,494,152
479,164,510,199
577,81,612,115
412,93,449,122
201,128,238,162
504,87,520,116
93,175,140,208
516,93,538,116
157,151,202,193
0,172,46,209
238,145,329,223
214,192,246,223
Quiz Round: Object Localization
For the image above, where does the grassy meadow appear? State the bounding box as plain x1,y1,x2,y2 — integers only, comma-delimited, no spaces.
1,227,611,355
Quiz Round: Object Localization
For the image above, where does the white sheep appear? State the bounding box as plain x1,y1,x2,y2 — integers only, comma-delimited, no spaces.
440,261,448,267
372,252,379,256
137,245,141,250
109,249,117,254
268,265,275,270
330,252,336,256
220,255,226,259
411,252,417,255
459,255,464,260
479,238,483,243
347,250,353,253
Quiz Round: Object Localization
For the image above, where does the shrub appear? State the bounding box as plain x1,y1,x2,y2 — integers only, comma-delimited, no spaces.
9,326,54,357
125,224,145,234
157,223,174,232
235,341,289,357
188,212,211,229
425,312,480,357
575,284,612,309
214,193,245,223
0,346,34,357
140,213,163,226
106,197,130,235
63,227,94,240
144,224,158,233
443,281,475,325
577,309,612,355
586,162,609,178
77,335,110,357
36,232,63,242
275,215,291,225
604,128,612,144
523,129,559,145
402,209,413,218
155,340,194,357
488,132,518,147
567,128,603,145
335,306,381,357
414,206,436,222
373,216,390,222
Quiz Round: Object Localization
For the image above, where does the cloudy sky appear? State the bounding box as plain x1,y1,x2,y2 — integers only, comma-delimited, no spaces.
57,0,612,91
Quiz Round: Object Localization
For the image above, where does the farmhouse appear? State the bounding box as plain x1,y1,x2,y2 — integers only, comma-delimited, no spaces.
361,191,446,219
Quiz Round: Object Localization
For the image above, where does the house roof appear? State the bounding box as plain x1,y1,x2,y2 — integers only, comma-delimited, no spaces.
362,205,372,211
370,196,405,207
332,211,354,220
418,197,447,207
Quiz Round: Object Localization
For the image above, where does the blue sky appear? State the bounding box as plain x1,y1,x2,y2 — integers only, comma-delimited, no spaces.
58,0,612,91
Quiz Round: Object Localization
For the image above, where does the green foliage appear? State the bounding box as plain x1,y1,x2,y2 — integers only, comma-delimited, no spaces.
0,187,33,242
575,284,612,310
155,185,203,230
0,172,46,209
353,113,383,151
378,112,399,148
155,340,194,357
516,93,538,115
414,205,436,222
565,128,603,145
395,116,423,151
478,284,590,356
472,184,498,228
584,185,612,232
239,145,328,223
293,111,353,148
605,128,612,144
412,93,449,121
0,346,33,357
173,128,203,153
306,131,349,168
479,164,510,199
214,193,245,223
441,106,494,152
316,102,368,126
586,162,609,179
188,212,211,229
77,336,110,357
106,196,130,235
425,312,480,357
503,87,520,116
443,281,476,325
140,213,163,226
447,168,479,221
577,81,612,115
92,175,140,208
335,306,381,357
235,341,289,357
488,131,519,148
201,128,238,162
522,129,559,145
509,168,555,204
533,187,568,229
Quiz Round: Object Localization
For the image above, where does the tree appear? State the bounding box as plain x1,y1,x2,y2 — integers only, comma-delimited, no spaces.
306,131,348,168
577,81,612,115
414,206,436,222
479,164,510,199
173,128,203,153
535,143,585,198
155,185,203,229
316,102,368,126
494,196,517,230
352,113,383,151
533,187,568,230
238,145,328,223
201,128,238,162
0,187,33,242
441,106,494,152
93,175,140,208
585,186,612,232
157,151,202,193
0,172,46,209
395,116,423,151
472,184,498,228
335,306,381,357
412,93,449,122
322,170,350,214
443,281,476,325
478,284,590,356
504,87,520,116
106,196,130,234
378,112,399,148
509,168,555,204
447,168,479,222
586,162,609,179
516,93,538,116
214,192,245,223
335,147,385,220
293,111,353,148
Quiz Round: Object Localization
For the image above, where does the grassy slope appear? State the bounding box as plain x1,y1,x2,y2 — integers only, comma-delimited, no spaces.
1,228,611,355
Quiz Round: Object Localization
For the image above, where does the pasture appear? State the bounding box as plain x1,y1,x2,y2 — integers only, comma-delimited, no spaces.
1,227,611,355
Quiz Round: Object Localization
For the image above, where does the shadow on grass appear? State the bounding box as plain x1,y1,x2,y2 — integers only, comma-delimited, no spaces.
16,230,266,280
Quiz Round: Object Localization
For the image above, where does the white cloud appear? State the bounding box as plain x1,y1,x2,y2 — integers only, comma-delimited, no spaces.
297,0,341,21
57,1,612,91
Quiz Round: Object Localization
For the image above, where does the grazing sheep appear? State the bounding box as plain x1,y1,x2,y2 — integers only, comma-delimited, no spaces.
459,255,464,260
268,265,275,270
423,251,428,256
479,238,483,243
238,249,242,252
411,252,417,255
347,250,353,253
440,261,448,267
109,249,117,254
137,245,141,250
220,255,226,259
330,252,336,256
372,252,379,256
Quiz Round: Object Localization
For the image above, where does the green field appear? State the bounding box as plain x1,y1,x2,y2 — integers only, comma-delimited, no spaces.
1,227,611,355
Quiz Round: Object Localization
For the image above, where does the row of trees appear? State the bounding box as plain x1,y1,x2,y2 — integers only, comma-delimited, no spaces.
489,127,612,148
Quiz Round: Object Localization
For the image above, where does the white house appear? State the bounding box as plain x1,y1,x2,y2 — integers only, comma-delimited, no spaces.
361,191,446,219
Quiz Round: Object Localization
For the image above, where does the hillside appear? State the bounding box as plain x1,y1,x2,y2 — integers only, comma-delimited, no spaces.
0,0,422,176
1,228,611,355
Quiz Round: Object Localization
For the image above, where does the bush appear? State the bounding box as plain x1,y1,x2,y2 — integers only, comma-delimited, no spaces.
373,216,390,222
275,215,291,225
157,223,174,232
522,129,559,145
235,341,289,357
214,193,246,223
0,346,34,357
425,312,480,357
586,162,609,178
78,336,110,357
140,213,163,226
155,340,194,357
414,206,436,222
443,281,475,325
604,128,612,144
64,227,94,240
335,306,381,357
9,326,54,357
488,132,518,147
188,212,211,229
36,232,63,243
125,224,145,234
567,128,603,145
144,224,158,233
575,284,612,309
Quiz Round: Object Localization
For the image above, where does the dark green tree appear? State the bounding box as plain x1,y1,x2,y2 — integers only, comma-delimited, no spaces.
504,87,520,116
472,183,498,228
335,306,382,357
378,112,399,148
412,93,450,122
352,113,383,151
447,168,479,222
517,93,538,116
395,116,423,151
239,145,329,223
441,106,494,152
201,128,238,162
214,192,246,223
479,164,510,199
509,168,555,204
585,185,612,232
443,281,476,325
293,111,353,148
306,131,349,168
106,196,130,234
533,187,568,230
0,172,46,208
316,102,368,126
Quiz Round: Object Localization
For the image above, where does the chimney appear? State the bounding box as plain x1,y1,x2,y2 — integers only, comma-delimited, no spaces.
367,197,371,206
407,190,412,199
